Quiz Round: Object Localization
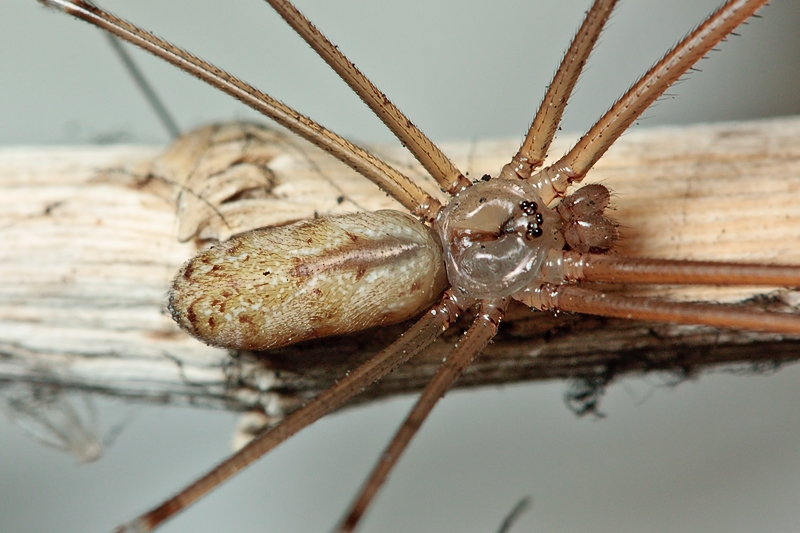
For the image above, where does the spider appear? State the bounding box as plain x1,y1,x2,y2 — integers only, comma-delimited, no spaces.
31,1,797,532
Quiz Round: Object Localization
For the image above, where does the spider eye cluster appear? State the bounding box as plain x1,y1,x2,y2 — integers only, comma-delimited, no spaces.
519,200,545,238
434,178,565,299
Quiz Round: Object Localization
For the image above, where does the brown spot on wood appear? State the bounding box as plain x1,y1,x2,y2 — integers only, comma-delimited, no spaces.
210,264,221,273
312,288,322,297
238,315,254,325
355,265,367,281
146,330,184,341
43,201,64,215
410,281,421,292
345,231,359,243
183,262,194,280
218,302,226,313
208,316,216,329
222,291,232,298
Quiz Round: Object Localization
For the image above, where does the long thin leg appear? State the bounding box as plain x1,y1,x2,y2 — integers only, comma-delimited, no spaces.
265,0,470,195
40,0,441,219
544,251,800,286
114,291,465,533
529,284,800,334
532,0,769,203
104,34,181,140
336,298,507,533
502,0,618,180
495,497,533,533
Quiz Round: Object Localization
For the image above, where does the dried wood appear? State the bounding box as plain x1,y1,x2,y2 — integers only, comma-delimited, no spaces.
1,116,799,420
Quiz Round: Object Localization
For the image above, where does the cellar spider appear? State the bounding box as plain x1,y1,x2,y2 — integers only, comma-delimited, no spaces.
25,0,800,528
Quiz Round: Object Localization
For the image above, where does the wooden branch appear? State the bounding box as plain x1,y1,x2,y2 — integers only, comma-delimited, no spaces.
1,117,799,421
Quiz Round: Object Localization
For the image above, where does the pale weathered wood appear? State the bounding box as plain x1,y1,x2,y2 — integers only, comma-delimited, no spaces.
1,117,799,422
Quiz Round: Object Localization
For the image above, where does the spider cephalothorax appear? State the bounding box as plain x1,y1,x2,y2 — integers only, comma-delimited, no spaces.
435,178,564,299
435,178,620,301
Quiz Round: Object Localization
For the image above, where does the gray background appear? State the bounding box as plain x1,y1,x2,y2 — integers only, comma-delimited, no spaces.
3,1,800,532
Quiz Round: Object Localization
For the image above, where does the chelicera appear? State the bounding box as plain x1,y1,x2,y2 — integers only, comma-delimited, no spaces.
39,0,800,531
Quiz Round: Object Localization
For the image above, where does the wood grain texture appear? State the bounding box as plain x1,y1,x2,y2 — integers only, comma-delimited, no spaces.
1,116,799,419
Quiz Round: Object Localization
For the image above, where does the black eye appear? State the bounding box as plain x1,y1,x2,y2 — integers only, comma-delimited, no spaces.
520,201,538,216
527,224,543,238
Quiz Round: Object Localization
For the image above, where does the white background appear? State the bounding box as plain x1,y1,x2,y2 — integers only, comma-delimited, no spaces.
2,1,800,532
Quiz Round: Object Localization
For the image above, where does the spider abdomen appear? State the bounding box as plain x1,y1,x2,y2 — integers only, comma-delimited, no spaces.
169,210,447,351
